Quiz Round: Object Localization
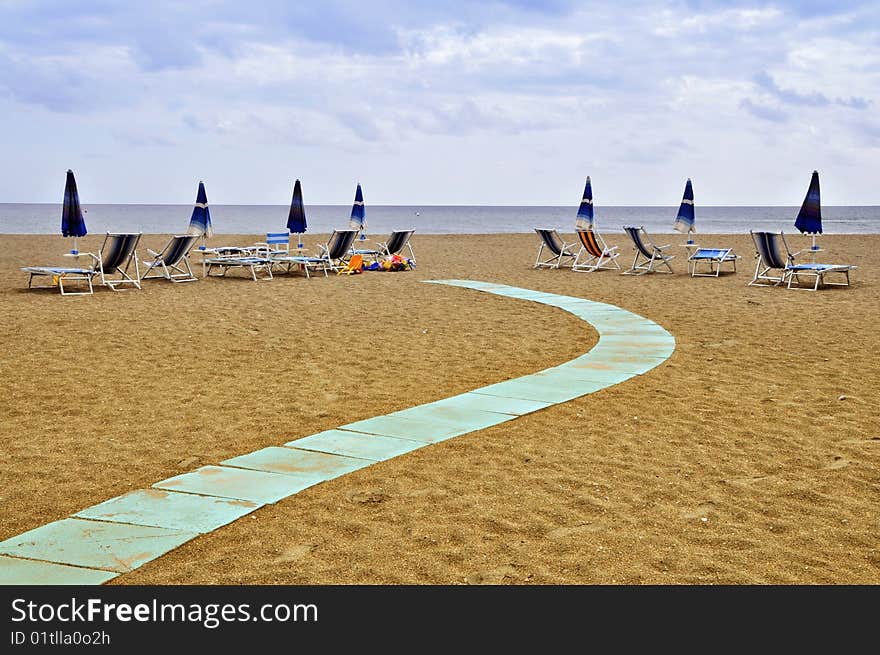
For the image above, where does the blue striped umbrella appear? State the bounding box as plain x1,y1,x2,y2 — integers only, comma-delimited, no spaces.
672,178,695,242
287,179,307,249
575,176,594,229
795,170,822,251
187,180,213,247
61,169,87,254
349,182,366,241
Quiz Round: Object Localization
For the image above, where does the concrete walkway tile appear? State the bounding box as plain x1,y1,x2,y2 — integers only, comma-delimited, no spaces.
560,360,657,384
424,392,552,416
347,418,455,443
553,302,628,312
287,429,425,461
340,415,460,442
569,351,657,366
597,334,675,345
586,319,670,333
536,366,634,386
340,412,504,444
0,555,119,585
594,344,675,360
551,301,618,313
153,466,315,504
75,489,261,533
388,402,513,425
424,279,505,290
559,358,659,376
472,378,594,404
0,518,197,573
484,288,558,301
223,447,371,481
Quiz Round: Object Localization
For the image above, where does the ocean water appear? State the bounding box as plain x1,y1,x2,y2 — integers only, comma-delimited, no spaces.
1,203,878,235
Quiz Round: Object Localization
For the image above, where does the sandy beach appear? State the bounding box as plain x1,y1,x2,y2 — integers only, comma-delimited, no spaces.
0,231,878,584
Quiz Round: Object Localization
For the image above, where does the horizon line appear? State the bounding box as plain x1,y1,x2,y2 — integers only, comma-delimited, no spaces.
3,202,880,209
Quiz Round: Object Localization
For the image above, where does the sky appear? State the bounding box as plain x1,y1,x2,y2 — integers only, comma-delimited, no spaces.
0,0,878,206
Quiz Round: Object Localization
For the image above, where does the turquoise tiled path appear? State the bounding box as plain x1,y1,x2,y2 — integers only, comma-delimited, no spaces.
0,280,674,584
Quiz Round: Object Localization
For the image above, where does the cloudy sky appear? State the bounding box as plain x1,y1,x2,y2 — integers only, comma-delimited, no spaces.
0,0,878,205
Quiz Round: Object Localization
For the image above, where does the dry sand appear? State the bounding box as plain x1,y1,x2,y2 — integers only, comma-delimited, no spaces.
0,232,878,584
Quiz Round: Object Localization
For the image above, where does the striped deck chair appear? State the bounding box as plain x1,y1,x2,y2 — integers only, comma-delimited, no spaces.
353,230,416,265
534,229,578,269
687,248,741,277
622,226,675,275
572,228,620,272
22,232,142,296
140,234,200,283
749,231,856,291
277,229,359,278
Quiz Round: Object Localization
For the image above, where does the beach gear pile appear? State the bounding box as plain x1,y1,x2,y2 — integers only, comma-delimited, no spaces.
365,254,414,272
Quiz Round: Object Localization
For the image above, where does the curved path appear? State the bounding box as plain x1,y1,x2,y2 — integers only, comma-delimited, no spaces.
0,280,674,584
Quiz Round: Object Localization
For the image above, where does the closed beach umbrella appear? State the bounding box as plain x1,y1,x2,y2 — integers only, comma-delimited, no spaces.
349,182,366,241
575,176,594,230
795,170,822,251
187,180,213,246
672,178,696,241
61,169,87,254
287,179,307,249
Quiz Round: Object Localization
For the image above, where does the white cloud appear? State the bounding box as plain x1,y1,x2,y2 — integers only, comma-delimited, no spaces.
652,7,783,37
398,24,615,69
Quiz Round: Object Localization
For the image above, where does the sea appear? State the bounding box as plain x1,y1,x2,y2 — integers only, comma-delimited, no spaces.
1,204,878,235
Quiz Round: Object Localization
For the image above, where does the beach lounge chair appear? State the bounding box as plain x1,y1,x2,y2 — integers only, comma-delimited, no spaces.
687,247,741,277
140,234,200,283
572,228,620,272
622,226,675,275
204,251,274,281
534,229,578,269
352,230,416,265
749,231,856,290
22,232,142,296
274,229,359,278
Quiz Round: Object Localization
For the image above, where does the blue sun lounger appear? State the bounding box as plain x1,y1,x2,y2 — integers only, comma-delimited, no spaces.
22,232,142,296
687,247,740,277
749,230,856,290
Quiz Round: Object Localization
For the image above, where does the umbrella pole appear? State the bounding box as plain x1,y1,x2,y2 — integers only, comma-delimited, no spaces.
811,234,818,263
72,236,78,255
297,233,304,250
